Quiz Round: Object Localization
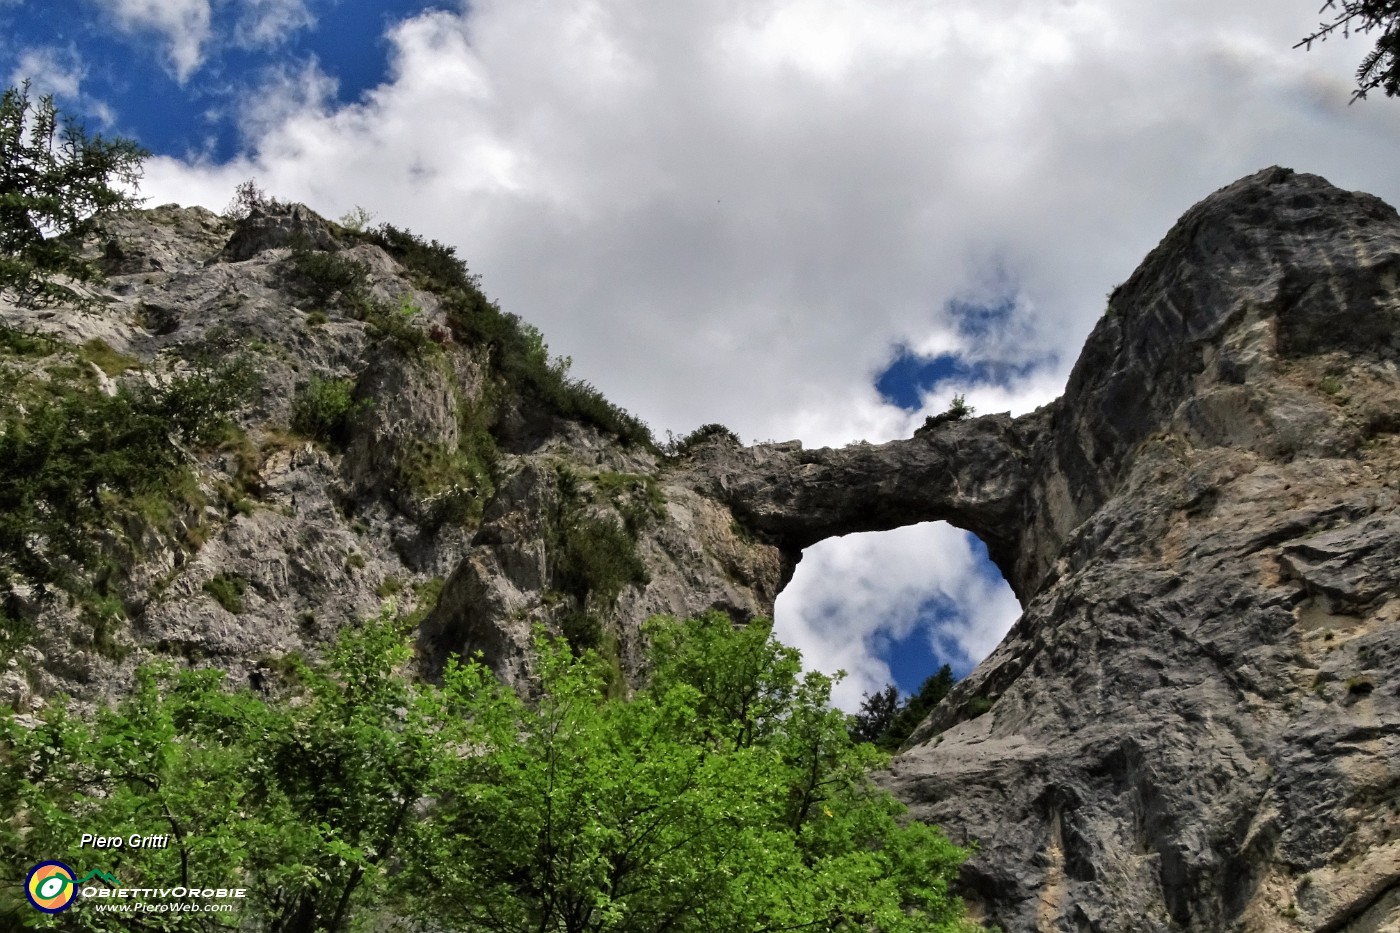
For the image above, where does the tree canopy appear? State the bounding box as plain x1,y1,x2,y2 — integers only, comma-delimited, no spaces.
849,665,956,751
1,610,982,932
0,82,147,307
1297,1,1400,101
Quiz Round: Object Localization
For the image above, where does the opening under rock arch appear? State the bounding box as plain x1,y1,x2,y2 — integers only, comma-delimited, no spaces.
772,522,1021,711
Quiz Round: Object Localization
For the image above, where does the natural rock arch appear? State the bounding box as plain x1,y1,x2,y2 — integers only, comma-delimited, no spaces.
675,167,1400,932
421,166,1400,931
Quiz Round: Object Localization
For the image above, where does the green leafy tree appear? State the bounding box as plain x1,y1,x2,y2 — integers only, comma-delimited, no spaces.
0,664,281,930
1,612,981,932
1297,1,1400,100
0,609,470,932
249,612,465,933
412,614,979,933
0,82,148,307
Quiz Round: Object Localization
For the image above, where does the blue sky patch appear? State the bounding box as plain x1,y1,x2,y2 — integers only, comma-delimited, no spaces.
873,296,1049,411
876,619,946,698
1,0,440,160
947,296,1016,338
875,350,963,410
874,346,1043,411
872,592,979,697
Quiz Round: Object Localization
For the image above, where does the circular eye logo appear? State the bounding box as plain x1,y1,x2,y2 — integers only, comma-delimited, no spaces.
25,861,77,913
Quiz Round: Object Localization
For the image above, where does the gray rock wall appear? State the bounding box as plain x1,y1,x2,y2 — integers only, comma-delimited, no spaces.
0,201,782,704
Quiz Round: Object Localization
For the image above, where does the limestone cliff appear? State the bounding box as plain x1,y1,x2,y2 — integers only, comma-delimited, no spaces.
3,167,1398,933
0,201,782,705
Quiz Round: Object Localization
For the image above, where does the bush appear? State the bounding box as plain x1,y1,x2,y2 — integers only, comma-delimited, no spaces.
393,400,498,529
361,222,654,446
156,357,261,448
78,337,138,376
0,356,257,600
0,324,57,357
285,246,370,310
593,471,667,533
79,592,130,660
544,468,651,653
292,376,360,447
551,514,649,654
288,239,442,355
665,422,742,456
336,205,375,232
222,178,279,220
202,573,246,614
915,394,977,438
364,222,478,294
965,695,995,718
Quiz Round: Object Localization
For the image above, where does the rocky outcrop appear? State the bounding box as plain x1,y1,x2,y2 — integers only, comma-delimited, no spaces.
684,168,1400,932
889,168,1400,933
0,199,783,703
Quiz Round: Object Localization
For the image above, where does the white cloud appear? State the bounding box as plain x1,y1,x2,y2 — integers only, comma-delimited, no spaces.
10,46,85,99
774,524,1021,711
236,58,337,143
100,0,213,83
8,45,118,129
235,0,316,49
138,0,1400,688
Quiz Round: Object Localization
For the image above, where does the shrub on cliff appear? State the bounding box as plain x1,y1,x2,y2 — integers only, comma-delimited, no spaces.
0,348,257,603
661,422,742,457
359,222,654,447
291,375,361,447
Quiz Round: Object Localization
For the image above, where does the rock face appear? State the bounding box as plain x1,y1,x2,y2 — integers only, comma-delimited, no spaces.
5,168,1399,932
886,167,1400,933
686,168,1400,932
0,201,782,705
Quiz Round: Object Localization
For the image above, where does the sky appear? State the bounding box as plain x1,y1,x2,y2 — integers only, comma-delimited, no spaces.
6,0,1400,708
